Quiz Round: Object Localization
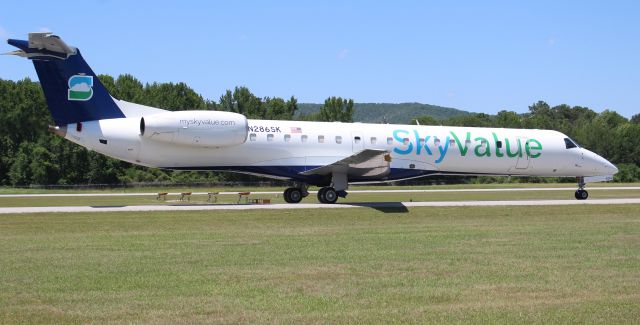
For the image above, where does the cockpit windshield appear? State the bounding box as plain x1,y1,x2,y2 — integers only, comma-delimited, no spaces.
564,137,580,149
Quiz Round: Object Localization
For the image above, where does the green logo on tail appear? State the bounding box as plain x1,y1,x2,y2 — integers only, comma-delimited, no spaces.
68,75,93,101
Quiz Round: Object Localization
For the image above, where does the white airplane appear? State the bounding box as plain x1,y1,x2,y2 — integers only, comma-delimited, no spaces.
7,33,618,203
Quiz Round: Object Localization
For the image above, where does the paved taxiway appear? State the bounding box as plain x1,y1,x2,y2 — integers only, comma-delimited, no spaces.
0,198,638,214
1,186,638,198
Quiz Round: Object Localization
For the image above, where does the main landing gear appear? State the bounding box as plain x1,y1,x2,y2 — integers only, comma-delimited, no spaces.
317,187,338,204
575,177,589,200
283,182,309,203
283,173,349,204
316,172,349,204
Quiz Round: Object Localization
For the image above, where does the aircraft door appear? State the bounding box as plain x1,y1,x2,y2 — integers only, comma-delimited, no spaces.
352,131,364,153
515,137,530,169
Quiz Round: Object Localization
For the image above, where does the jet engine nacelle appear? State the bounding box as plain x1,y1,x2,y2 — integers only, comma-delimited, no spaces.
140,110,248,147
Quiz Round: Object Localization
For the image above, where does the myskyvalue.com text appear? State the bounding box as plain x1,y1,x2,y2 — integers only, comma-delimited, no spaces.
179,119,236,127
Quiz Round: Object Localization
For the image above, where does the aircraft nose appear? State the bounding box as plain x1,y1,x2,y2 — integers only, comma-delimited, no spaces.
596,155,618,175
605,160,619,175
591,151,618,175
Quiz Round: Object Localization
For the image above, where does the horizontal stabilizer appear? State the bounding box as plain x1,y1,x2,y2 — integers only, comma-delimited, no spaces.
6,32,126,125
7,33,75,59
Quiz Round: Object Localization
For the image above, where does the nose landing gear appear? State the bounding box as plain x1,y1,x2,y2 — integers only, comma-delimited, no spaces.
575,177,589,200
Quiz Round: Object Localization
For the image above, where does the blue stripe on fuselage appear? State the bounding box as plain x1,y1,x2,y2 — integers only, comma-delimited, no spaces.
164,165,440,185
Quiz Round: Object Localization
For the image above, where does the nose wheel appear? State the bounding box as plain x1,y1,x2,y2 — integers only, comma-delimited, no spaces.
574,177,589,200
575,189,588,200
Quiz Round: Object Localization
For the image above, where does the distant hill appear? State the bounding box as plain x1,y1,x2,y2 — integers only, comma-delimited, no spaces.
297,102,471,124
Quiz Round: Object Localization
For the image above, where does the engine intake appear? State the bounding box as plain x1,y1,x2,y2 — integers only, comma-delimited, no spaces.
140,110,248,147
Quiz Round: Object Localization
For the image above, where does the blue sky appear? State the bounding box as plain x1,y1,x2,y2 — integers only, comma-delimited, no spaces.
1,1,638,117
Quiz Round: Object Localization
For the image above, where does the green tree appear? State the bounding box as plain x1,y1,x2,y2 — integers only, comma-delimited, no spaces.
219,89,235,112
286,96,298,119
319,97,354,122
29,144,59,185
495,110,523,128
446,113,493,127
8,142,34,185
414,115,440,125
232,86,262,117
141,82,206,110
612,123,640,165
262,97,288,120
525,101,553,129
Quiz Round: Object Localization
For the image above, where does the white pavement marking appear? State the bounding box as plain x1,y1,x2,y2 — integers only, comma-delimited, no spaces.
0,198,638,214
0,187,638,198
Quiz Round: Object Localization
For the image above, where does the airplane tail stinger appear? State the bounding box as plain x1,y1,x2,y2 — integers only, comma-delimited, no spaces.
7,33,125,125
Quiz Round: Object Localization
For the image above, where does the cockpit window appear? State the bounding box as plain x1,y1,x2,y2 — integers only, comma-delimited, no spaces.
564,137,579,149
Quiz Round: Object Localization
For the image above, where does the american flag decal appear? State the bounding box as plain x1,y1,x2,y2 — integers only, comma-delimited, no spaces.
290,127,302,133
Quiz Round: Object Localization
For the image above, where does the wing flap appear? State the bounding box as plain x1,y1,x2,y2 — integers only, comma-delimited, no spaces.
301,149,391,178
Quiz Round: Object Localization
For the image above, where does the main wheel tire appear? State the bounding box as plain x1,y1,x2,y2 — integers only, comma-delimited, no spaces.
288,188,303,203
283,188,293,203
322,187,338,204
317,187,327,203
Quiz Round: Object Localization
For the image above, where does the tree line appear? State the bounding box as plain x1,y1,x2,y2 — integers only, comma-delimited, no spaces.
415,102,640,182
0,75,637,186
0,75,354,186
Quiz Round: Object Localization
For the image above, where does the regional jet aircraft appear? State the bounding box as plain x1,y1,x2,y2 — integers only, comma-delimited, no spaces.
6,33,618,203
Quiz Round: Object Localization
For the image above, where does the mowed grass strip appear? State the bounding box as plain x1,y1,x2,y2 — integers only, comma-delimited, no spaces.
0,205,639,323
0,188,639,207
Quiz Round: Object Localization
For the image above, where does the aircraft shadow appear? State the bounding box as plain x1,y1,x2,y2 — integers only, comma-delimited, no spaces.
344,202,409,213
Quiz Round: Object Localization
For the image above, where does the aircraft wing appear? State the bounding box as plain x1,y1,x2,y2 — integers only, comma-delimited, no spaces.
301,149,391,178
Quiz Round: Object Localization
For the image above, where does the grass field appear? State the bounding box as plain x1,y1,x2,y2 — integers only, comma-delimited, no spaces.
1,205,639,323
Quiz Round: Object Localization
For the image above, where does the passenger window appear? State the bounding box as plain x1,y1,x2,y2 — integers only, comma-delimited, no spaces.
419,138,425,147
284,134,291,142
387,137,393,145
301,135,308,143
496,140,502,148
434,137,440,146
403,138,410,145
370,137,377,145
354,136,361,144
318,135,325,143
267,134,274,142
450,139,456,146
564,138,578,149
336,136,343,144
249,133,256,141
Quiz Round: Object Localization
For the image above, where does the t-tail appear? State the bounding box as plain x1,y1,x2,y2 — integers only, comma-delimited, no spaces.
7,33,126,125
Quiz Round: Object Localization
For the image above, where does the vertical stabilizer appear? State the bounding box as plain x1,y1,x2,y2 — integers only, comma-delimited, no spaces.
7,33,125,125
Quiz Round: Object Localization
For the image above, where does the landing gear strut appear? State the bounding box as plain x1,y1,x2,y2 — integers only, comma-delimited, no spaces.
283,182,308,204
316,172,349,204
575,177,589,200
